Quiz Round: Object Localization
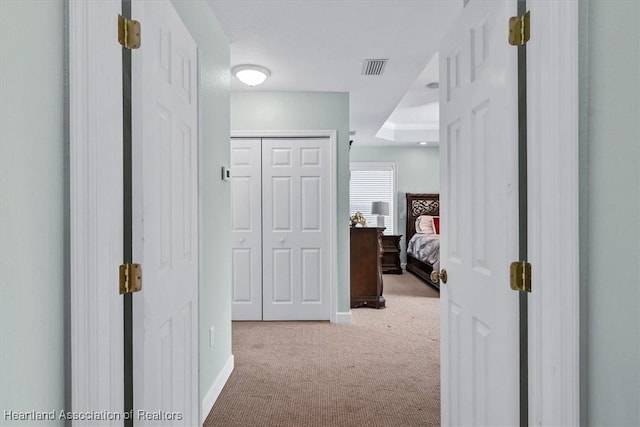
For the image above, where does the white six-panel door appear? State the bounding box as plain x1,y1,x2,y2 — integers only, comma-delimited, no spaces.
231,137,331,321
439,1,520,425
262,138,330,321
132,1,199,425
230,138,263,320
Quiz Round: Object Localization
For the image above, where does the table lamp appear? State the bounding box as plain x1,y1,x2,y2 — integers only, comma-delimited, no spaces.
371,201,389,228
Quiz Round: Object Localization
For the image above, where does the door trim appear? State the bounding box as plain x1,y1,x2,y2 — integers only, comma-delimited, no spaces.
527,1,580,425
69,0,124,417
231,130,338,322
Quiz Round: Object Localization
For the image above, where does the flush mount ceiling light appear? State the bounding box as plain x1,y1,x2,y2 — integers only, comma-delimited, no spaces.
425,81,439,89
418,141,428,145
232,64,271,87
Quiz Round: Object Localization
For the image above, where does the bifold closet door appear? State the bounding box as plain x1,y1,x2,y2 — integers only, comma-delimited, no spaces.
230,138,263,320
231,137,331,321
262,138,330,321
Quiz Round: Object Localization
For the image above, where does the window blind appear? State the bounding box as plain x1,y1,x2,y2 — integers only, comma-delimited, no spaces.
349,163,395,234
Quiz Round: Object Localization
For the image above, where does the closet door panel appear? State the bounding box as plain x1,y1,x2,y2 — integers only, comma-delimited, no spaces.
230,138,263,320
262,138,330,320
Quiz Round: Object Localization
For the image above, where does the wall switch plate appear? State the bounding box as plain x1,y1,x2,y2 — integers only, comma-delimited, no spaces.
209,326,215,347
221,166,230,181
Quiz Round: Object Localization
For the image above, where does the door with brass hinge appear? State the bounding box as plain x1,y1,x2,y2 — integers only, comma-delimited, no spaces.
72,1,201,425
438,1,522,425
128,1,200,425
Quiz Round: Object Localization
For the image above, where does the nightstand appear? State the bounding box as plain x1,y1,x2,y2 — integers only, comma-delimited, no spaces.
381,234,403,274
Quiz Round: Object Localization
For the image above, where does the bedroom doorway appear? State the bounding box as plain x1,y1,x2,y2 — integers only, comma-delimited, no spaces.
421,1,580,425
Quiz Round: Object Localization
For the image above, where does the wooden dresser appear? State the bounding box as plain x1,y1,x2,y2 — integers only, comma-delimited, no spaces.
381,234,403,274
350,227,385,309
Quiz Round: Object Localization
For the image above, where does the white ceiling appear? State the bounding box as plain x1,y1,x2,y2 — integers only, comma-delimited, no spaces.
208,0,462,147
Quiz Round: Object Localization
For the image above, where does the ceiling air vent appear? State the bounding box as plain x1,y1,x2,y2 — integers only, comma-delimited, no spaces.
361,59,388,76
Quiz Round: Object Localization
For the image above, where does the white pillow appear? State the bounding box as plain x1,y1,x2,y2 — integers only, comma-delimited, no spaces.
415,215,435,235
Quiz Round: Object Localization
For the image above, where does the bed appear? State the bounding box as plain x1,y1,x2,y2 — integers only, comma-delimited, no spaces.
405,193,440,290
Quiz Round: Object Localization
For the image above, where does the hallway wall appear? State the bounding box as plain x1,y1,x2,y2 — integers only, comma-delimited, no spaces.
0,1,67,424
580,1,640,425
171,0,233,413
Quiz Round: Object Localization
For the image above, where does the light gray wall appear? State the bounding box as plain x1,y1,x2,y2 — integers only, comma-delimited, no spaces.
0,1,67,424
580,1,640,425
171,0,232,404
349,146,439,263
230,91,351,315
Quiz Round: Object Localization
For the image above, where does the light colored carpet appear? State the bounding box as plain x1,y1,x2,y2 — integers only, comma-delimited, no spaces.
204,273,441,427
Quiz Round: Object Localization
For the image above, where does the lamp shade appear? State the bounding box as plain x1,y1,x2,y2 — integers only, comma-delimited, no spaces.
371,201,389,216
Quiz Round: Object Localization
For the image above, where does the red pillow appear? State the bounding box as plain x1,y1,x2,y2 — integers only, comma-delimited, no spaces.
432,216,440,234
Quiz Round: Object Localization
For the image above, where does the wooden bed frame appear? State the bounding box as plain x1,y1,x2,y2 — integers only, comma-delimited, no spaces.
405,193,440,290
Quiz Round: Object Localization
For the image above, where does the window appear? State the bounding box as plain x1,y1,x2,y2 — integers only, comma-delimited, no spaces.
349,162,396,234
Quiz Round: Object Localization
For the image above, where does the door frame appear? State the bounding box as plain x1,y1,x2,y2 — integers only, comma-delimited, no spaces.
69,0,125,418
526,1,580,424
231,130,339,322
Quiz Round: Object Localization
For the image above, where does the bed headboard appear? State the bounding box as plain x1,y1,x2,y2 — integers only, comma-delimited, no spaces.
405,193,440,241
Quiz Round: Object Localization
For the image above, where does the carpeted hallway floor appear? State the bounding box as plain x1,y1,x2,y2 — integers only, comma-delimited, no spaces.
204,272,440,427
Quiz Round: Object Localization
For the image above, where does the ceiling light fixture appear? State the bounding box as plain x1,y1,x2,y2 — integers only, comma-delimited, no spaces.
232,64,271,87
418,142,428,146
425,81,439,89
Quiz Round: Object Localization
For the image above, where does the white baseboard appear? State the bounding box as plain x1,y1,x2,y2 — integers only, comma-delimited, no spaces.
201,354,234,423
334,311,352,324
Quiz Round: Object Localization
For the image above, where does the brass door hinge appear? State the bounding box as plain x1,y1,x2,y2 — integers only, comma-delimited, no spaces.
510,261,531,293
508,11,530,46
118,15,141,50
119,263,142,295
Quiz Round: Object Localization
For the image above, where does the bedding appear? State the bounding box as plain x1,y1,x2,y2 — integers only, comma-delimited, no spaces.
415,215,440,236
407,233,440,265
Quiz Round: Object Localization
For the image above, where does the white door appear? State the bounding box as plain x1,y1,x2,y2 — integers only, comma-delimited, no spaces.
262,138,331,321
230,138,263,320
439,1,520,425
132,1,199,425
